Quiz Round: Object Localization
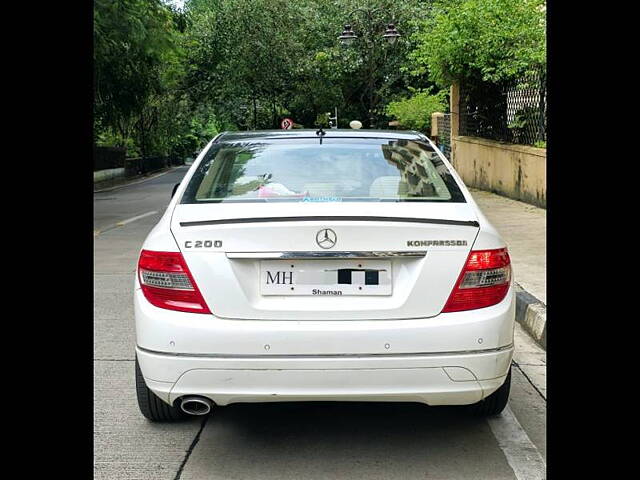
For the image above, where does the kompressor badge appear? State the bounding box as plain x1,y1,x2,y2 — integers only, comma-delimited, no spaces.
407,240,468,247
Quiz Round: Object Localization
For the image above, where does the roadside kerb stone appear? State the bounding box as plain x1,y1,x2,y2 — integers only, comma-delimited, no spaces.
94,168,126,190
514,283,546,350
94,166,175,193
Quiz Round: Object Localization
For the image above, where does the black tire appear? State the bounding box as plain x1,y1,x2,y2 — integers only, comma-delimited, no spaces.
135,355,187,422
470,367,511,416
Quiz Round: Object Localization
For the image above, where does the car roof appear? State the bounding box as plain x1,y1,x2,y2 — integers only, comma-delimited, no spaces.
217,129,428,143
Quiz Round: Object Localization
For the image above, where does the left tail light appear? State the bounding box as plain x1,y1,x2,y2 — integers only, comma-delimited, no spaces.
137,250,211,314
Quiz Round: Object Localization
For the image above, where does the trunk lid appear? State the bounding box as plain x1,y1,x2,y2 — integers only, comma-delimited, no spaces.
171,202,479,320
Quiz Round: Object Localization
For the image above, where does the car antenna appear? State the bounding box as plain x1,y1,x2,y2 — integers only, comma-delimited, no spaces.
315,126,326,144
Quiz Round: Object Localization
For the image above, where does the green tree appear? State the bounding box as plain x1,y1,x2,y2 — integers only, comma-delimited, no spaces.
182,0,312,129
94,0,179,149
181,0,434,130
410,0,546,86
329,0,433,128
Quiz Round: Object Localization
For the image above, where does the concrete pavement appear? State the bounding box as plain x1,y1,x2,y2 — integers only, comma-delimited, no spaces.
471,189,547,348
94,169,546,480
471,189,546,305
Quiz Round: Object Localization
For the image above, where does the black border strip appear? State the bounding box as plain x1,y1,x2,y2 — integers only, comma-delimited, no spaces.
180,216,480,228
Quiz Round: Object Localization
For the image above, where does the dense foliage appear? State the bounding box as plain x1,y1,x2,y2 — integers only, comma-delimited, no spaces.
386,88,447,131
94,0,546,158
410,0,546,86
181,0,433,130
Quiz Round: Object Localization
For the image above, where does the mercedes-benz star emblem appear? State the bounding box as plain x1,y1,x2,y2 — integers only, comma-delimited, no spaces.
316,228,337,249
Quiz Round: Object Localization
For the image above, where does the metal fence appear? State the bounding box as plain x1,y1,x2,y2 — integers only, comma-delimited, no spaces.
94,146,126,171
459,69,546,146
436,114,451,159
124,157,164,176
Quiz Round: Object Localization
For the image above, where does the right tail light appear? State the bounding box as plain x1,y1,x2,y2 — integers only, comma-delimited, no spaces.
442,248,511,312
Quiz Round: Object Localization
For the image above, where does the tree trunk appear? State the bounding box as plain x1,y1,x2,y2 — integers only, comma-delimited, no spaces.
272,98,277,129
253,96,257,130
116,118,129,148
139,111,147,175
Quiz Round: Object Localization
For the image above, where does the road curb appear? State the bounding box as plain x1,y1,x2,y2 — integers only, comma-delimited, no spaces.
514,283,546,350
94,166,179,193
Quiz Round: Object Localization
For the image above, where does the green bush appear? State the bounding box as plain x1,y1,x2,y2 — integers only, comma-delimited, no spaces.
386,88,448,132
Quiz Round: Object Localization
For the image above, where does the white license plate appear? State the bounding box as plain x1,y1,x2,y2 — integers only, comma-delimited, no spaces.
260,259,392,296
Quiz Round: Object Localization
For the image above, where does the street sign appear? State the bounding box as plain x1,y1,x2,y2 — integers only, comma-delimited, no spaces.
280,118,294,130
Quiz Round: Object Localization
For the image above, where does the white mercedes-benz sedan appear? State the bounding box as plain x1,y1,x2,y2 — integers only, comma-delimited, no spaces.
134,129,515,421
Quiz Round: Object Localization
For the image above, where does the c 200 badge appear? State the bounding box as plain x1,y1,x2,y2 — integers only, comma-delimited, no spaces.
184,240,222,248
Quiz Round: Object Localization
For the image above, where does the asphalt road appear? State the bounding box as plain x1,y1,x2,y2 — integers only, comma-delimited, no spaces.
93,166,547,480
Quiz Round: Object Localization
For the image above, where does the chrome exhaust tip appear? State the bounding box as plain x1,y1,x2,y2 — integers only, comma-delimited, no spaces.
180,396,214,416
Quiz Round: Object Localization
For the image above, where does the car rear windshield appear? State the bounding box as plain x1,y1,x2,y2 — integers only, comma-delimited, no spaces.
180,138,466,204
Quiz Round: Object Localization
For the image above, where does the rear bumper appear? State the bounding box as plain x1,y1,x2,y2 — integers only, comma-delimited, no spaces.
135,285,515,406
136,345,513,407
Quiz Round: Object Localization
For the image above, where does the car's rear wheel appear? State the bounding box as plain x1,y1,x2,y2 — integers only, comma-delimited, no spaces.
470,367,511,416
135,355,187,422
